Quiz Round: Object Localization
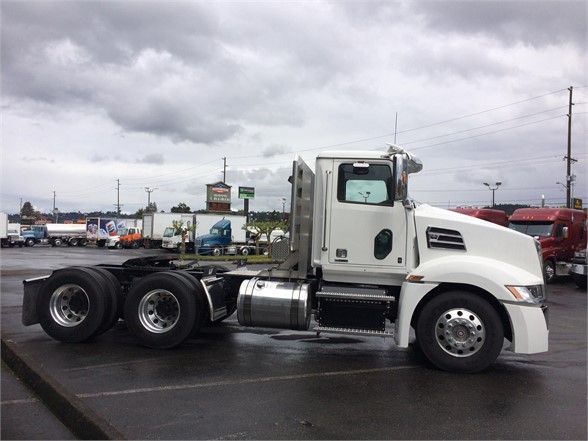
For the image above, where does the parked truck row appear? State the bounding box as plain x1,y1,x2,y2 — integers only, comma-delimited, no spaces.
0,213,24,248
22,145,550,373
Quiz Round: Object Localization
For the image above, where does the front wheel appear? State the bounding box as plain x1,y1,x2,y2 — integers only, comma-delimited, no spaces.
543,260,556,284
52,238,63,247
25,238,35,247
416,291,504,373
212,248,222,256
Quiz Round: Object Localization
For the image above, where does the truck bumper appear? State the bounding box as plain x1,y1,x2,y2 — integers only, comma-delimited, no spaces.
570,263,587,276
502,302,549,354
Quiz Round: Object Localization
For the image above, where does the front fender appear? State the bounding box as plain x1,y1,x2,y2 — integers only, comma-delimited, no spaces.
394,255,545,350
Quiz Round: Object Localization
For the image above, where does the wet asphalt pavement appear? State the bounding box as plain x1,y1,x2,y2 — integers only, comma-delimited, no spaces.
1,245,586,440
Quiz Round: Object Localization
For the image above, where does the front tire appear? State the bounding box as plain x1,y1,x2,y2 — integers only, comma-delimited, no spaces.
543,260,556,283
124,272,205,349
416,291,504,373
25,238,35,247
52,238,63,247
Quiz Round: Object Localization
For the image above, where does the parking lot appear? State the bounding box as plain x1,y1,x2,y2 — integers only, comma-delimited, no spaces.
1,245,586,440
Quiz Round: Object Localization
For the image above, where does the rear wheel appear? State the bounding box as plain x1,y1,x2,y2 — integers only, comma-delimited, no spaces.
69,238,79,247
85,267,124,334
416,291,504,373
36,267,110,343
124,272,205,349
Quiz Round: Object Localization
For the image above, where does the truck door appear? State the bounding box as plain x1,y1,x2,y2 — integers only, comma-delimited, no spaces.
327,159,407,274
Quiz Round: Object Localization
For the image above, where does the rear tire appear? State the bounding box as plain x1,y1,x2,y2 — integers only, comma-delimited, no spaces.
416,291,504,373
69,238,79,247
85,267,124,334
124,272,205,349
36,267,109,343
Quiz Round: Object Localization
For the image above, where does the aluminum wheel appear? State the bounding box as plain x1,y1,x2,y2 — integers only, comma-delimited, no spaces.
435,308,485,357
49,284,90,327
138,289,180,333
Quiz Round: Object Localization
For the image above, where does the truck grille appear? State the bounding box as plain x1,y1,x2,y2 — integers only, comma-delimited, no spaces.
426,227,466,251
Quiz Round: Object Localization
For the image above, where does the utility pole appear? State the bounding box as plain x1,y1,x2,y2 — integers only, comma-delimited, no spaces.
145,187,158,207
222,157,227,183
565,86,576,208
114,179,123,215
52,191,58,223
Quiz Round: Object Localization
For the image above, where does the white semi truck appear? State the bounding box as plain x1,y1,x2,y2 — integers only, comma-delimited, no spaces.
21,145,548,373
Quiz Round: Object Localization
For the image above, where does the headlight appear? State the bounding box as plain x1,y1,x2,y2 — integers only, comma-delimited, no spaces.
506,285,546,303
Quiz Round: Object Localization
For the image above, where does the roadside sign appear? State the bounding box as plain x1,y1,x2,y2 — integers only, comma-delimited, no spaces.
573,198,583,209
239,186,255,199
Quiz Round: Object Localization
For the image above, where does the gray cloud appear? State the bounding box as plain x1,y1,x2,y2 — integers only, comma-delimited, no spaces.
136,154,164,165
413,0,587,49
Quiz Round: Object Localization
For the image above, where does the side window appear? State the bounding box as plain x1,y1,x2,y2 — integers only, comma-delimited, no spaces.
337,163,393,205
555,223,565,238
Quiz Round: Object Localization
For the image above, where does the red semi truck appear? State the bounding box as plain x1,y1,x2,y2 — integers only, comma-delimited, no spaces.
450,208,509,227
508,208,587,283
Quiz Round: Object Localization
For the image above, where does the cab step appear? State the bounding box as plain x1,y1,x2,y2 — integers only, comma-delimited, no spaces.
313,326,394,338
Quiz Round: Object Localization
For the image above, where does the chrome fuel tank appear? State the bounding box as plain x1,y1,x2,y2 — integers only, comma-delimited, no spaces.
237,278,312,330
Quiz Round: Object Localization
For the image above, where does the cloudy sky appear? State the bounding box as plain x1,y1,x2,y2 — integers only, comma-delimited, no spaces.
1,0,586,217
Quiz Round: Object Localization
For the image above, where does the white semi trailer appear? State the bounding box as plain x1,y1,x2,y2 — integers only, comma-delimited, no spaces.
22,145,548,373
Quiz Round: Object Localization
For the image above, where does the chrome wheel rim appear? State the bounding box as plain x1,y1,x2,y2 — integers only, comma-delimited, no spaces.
49,284,89,327
435,308,485,357
138,289,180,333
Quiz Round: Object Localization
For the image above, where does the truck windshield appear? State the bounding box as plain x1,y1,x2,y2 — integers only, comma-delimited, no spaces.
117,228,128,236
509,222,554,237
163,227,176,238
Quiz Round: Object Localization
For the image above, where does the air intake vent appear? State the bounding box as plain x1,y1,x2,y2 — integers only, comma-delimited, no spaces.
426,227,466,251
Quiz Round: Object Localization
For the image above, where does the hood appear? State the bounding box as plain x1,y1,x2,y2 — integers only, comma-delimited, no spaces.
414,204,542,279
196,233,219,244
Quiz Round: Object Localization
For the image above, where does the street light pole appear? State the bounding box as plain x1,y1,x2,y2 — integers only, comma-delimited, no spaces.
145,187,158,208
281,198,286,220
483,182,502,208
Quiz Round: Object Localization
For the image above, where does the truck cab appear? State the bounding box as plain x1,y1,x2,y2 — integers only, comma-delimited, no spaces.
195,220,232,256
509,208,587,282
